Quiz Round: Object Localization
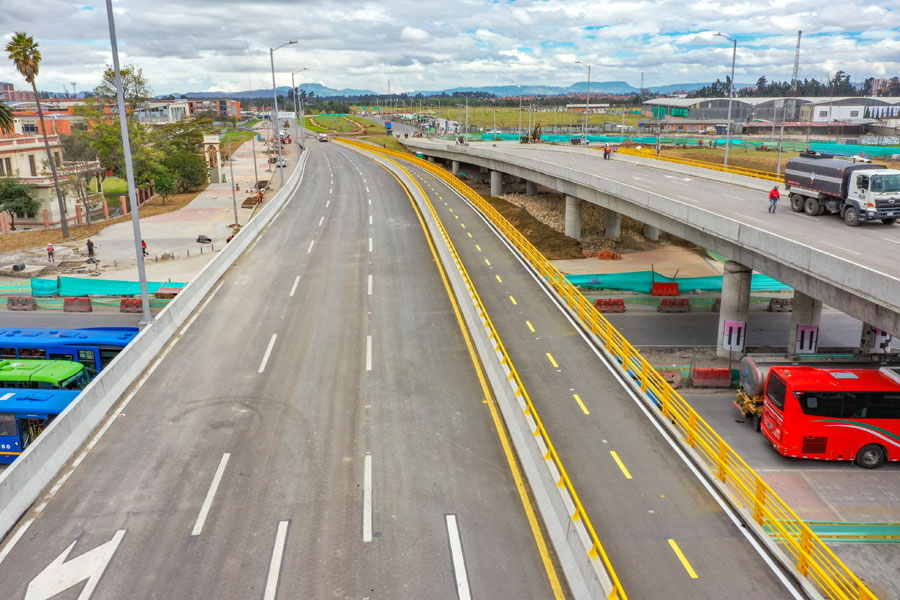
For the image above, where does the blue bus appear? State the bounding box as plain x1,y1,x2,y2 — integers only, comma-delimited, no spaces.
0,327,138,376
0,388,80,464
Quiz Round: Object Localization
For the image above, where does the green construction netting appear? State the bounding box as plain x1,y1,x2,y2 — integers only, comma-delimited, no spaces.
565,271,791,294
31,277,185,297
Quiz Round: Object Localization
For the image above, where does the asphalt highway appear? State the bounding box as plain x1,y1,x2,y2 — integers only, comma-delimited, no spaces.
0,143,564,598
398,156,804,599
413,140,900,283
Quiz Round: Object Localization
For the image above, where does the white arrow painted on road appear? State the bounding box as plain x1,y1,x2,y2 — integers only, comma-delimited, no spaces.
25,530,125,600
665,175,693,182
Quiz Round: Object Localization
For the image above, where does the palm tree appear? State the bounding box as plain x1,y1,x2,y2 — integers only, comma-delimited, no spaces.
6,32,69,237
0,101,12,132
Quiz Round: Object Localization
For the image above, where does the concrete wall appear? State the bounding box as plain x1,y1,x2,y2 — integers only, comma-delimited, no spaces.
0,152,309,540
401,138,900,336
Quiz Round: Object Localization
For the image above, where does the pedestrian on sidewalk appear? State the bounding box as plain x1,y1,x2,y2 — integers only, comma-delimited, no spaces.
603,143,611,160
47,244,54,262
768,185,781,213
141,239,148,257
86,239,94,259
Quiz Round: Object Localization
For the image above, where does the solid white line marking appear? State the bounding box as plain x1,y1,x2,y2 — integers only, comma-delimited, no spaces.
366,335,373,371
367,274,373,296
289,276,300,297
0,518,33,566
723,193,744,201
258,334,277,373
318,216,324,227
307,240,315,254
368,237,373,253
881,236,900,246
445,515,472,600
263,521,290,600
363,454,373,542
192,453,231,536
819,241,861,255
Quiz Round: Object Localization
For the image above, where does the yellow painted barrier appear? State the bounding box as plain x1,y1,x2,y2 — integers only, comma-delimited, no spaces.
338,138,628,600
338,138,877,600
617,147,782,182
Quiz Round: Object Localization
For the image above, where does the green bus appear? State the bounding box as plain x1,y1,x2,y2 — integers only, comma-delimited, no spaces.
0,360,91,391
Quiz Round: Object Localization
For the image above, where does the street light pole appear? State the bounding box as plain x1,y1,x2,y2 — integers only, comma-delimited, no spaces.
270,40,296,187
716,33,737,167
518,83,523,137
576,61,591,139
227,140,238,226
104,0,151,324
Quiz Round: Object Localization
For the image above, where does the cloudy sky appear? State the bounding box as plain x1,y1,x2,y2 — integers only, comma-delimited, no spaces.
1,0,898,96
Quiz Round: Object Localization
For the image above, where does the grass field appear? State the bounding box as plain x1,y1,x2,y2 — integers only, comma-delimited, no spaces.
358,135,408,153
347,116,387,134
102,176,128,196
374,104,643,130
656,146,794,173
220,130,255,144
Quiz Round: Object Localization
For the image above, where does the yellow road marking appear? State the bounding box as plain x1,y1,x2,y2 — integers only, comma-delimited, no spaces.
476,244,482,251
668,539,698,579
461,223,466,229
449,208,454,212
467,232,472,238
382,164,566,599
526,320,535,332
609,450,631,478
509,296,517,305
546,353,559,368
496,275,503,283
484,258,491,266
573,394,590,415
454,214,459,219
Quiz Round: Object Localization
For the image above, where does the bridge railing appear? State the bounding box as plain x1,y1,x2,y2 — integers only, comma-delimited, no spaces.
354,140,876,600
340,138,628,600
616,146,782,182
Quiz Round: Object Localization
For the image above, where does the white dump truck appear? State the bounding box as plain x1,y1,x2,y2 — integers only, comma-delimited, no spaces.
784,153,900,226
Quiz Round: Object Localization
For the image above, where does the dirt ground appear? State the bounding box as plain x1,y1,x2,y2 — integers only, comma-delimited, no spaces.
0,189,204,253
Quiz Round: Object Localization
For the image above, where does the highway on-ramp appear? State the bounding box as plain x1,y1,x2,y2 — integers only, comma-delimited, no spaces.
387,151,805,599
0,143,564,599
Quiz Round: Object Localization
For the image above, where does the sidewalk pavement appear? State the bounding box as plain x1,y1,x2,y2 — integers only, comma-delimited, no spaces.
0,124,300,286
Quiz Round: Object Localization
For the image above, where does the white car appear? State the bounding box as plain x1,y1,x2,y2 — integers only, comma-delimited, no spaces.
317,134,328,142
849,155,872,163
275,158,286,167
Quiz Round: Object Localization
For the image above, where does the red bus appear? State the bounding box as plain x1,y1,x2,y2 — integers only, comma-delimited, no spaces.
761,366,900,468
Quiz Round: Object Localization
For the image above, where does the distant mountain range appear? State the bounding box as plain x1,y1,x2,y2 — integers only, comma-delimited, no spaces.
155,80,755,100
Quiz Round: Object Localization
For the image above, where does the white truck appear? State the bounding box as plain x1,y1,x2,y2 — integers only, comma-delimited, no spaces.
784,153,900,226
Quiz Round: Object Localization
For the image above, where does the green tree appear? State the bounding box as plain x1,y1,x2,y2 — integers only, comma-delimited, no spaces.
93,64,152,120
0,101,12,132
152,168,176,204
163,149,207,193
887,77,900,97
59,132,99,224
0,177,38,229
6,32,69,237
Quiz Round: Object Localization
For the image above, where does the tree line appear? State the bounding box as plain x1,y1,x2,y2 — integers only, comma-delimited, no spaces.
690,71,900,98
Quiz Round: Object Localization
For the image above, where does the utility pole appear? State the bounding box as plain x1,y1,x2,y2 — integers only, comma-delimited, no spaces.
715,33,737,167
576,61,591,140
778,30,802,177
269,40,297,187
227,141,238,226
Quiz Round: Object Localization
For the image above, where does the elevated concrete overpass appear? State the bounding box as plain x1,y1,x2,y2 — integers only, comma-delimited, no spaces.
401,138,900,354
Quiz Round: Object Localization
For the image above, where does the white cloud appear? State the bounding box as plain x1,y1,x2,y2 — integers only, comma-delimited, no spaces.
0,0,896,95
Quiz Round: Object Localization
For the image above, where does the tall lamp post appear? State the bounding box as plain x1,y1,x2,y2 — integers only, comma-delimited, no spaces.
104,0,151,324
291,67,308,151
715,33,737,168
270,40,297,187
514,82,523,138
575,61,592,140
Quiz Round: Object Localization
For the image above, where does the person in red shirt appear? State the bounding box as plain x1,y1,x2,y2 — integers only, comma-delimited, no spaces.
768,185,780,213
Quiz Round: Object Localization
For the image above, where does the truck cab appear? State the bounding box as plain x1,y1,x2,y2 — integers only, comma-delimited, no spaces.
852,171,900,225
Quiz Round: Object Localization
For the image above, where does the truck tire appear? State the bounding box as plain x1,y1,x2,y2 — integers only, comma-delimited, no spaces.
804,197,820,216
790,194,804,212
882,218,897,225
817,203,827,215
844,206,861,227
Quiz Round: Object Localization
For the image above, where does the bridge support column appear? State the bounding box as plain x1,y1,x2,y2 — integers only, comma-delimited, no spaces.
451,161,460,175
427,156,435,163
860,322,893,354
490,171,504,196
716,261,752,358
565,195,582,239
643,224,659,241
788,290,823,353
604,209,621,238
526,181,537,196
